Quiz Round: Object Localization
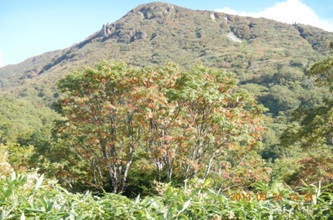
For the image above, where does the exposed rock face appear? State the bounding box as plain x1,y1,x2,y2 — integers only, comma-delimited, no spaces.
134,2,176,19
102,24,113,37
226,32,242,43
99,2,177,42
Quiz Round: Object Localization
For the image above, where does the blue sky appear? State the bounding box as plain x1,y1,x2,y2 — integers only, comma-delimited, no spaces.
0,0,332,67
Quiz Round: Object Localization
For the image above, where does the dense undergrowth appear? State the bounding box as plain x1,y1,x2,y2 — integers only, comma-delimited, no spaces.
1,171,333,219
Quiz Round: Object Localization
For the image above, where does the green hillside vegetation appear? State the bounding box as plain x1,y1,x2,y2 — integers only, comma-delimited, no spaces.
1,61,333,219
1,3,332,113
1,2,333,219
0,2,332,152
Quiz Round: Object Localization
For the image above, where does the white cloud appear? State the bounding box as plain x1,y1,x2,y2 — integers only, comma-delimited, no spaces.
216,0,333,32
0,52,5,68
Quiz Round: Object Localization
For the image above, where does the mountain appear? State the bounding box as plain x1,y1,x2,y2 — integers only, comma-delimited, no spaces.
1,2,332,114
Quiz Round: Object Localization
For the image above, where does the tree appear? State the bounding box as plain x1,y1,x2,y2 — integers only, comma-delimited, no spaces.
55,63,142,193
0,96,57,147
281,43,333,148
280,43,333,188
54,62,266,193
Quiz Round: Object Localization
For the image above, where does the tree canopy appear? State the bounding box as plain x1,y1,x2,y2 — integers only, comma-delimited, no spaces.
282,44,333,148
51,62,267,193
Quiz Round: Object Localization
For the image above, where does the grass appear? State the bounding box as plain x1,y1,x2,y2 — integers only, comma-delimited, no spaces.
1,171,332,219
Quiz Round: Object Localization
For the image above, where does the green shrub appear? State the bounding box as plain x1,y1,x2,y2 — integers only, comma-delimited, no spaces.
1,172,332,219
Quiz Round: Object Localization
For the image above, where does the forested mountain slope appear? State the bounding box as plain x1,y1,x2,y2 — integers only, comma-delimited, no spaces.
0,2,333,149
0,2,332,115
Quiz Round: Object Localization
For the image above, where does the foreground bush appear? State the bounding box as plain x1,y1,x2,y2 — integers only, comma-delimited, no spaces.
1,172,332,219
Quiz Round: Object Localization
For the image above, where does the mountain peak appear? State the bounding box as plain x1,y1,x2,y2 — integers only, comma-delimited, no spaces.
98,2,186,42
131,1,179,16
126,1,184,21
1,2,333,93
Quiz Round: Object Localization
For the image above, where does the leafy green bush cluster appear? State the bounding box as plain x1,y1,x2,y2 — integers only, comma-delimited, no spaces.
1,171,332,219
